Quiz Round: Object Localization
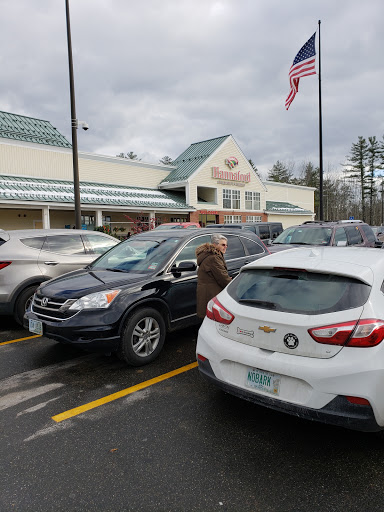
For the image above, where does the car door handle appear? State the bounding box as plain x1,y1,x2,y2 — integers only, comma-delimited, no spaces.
43,261,59,266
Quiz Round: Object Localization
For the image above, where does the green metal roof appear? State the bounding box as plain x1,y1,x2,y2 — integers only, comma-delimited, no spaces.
0,175,192,210
0,111,71,148
266,201,313,214
161,135,230,184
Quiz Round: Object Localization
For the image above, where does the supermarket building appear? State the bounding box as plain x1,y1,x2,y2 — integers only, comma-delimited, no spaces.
0,111,315,233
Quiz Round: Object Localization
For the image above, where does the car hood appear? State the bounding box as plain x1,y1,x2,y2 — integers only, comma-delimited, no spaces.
37,268,154,300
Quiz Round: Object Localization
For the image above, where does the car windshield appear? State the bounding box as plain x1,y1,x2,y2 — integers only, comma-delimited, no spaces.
227,268,370,315
91,237,181,273
273,226,333,245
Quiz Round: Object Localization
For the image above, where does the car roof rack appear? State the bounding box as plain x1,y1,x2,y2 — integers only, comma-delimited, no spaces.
301,220,331,225
337,220,363,224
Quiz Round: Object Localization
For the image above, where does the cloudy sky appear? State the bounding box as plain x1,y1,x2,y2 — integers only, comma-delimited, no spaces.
1,0,383,178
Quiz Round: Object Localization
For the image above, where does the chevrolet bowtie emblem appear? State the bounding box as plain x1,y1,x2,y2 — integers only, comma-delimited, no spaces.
258,325,276,333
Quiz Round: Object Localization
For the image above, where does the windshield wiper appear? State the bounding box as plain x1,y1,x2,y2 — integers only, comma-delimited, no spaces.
104,268,129,273
238,299,277,309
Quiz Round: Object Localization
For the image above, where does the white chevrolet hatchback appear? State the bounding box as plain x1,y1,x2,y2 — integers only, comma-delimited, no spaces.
196,246,384,432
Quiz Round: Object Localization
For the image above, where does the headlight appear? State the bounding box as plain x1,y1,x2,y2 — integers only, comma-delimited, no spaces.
69,289,121,311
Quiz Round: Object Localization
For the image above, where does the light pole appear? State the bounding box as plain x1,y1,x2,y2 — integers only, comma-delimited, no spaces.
65,0,82,229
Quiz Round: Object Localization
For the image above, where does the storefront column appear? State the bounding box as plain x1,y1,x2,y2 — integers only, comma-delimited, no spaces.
42,206,50,229
149,210,156,229
95,209,103,227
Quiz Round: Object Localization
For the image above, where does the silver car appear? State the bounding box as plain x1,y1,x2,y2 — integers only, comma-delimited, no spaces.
0,229,119,324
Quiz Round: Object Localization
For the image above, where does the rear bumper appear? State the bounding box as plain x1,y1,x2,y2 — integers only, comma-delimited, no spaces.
198,358,380,432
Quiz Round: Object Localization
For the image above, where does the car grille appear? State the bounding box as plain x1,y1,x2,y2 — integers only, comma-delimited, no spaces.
31,293,78,321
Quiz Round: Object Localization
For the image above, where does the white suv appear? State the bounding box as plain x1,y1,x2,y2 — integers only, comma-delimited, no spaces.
197,246,384,432
0,229,118,324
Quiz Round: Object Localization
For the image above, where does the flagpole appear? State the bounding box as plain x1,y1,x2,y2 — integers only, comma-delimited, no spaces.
318,19,324,220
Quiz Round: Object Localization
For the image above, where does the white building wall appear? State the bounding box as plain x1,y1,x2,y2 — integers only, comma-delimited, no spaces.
188,138,266,210
264,181,315,212
0,140,171,188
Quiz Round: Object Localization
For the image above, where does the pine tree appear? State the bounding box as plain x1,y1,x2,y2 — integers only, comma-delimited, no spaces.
267,161,293,183
367,136,382,224
344,136,369,222
159,156,173,165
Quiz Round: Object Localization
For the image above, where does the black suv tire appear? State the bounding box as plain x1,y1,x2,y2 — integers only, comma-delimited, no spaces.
118,307,166,366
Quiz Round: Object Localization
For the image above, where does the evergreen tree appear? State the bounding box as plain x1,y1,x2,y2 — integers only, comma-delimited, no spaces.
367,136,382,224
248,159,261,179
159,156,173,165
267,161,293,183
116,151,141,161
344,136,369,222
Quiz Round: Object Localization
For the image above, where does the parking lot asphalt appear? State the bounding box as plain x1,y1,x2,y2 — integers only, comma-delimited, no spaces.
2,316,384,512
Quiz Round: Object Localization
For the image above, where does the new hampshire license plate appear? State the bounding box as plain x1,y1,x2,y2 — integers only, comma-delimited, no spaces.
29,319,43,335
245,367,281,396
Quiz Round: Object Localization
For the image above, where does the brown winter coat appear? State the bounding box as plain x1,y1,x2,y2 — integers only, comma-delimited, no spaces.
196,243,232,318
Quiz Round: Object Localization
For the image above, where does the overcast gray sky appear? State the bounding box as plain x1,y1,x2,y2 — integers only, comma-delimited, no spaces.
1,0,383,179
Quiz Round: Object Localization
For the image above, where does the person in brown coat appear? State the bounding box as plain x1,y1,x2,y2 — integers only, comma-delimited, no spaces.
196,233,232,318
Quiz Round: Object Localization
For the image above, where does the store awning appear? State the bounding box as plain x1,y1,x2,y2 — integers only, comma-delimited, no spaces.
0,175,193,211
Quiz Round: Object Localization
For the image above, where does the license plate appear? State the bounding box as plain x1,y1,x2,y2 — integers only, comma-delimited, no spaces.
29,319,43,335
245,367,281,396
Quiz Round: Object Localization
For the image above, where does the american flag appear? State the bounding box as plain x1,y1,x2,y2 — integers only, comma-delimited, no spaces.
285,33,316,110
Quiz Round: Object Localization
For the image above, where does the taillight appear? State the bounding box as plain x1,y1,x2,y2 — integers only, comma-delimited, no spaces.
347,319,384,347
308,321,357,345
206,296,234,325
0,262,11,270
308,319,384,347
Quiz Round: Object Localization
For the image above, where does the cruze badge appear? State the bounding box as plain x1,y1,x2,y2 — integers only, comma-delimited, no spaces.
41,297,49,307
237,327,254,338
284,333,299,349
258,325,276,333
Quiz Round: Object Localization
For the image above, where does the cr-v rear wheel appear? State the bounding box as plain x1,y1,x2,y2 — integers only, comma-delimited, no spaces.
118,307,166,366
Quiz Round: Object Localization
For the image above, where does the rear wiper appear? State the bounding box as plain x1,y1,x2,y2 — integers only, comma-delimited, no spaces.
238,299,277,309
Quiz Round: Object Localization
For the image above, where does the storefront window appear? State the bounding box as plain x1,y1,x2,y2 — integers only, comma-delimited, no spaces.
245,191,260,210
224,215,242,223
223,189,240,209
81,215,95,229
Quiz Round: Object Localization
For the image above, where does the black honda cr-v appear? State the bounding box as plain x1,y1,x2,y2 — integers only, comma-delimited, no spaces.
24,228,269,366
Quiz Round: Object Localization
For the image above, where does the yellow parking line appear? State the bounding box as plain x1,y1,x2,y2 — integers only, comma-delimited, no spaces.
52,361,198,423
0,334,41,346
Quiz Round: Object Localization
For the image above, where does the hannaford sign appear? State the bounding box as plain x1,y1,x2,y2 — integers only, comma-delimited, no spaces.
212,166,250,183
225,157,239,169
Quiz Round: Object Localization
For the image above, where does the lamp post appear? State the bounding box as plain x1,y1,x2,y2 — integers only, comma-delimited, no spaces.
65,0,82,229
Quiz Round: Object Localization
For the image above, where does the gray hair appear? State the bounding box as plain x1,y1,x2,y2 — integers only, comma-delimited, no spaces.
211,233,228,245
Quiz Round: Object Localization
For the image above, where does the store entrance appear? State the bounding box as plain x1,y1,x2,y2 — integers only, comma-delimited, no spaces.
199,213,218,227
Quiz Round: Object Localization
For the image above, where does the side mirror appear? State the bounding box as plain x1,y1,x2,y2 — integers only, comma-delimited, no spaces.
171,261,197,274
375,240,383,248
177,261,197,271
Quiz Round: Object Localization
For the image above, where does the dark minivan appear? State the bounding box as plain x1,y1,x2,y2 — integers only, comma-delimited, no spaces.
210,222,283,242
24,228,269,366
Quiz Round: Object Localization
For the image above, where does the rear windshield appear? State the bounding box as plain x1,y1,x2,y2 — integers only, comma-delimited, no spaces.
227,268,370,315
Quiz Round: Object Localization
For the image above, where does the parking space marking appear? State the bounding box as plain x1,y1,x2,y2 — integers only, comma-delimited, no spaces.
52,361,198,423
0,335,41,346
